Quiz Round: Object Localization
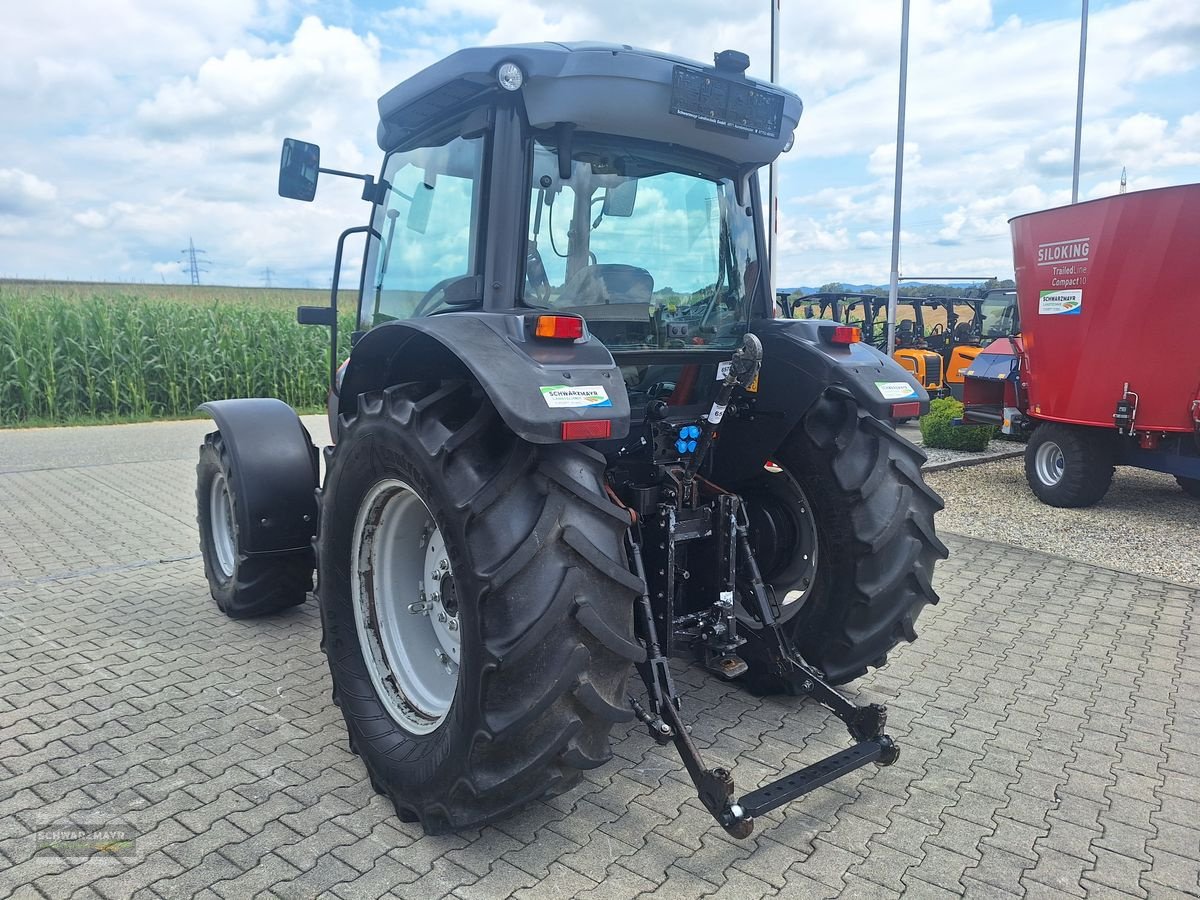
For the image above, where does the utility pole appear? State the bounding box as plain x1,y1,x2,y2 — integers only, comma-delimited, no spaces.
886,0,911,357
263,267,274,288
1120,167,1127,194
181,238,209,285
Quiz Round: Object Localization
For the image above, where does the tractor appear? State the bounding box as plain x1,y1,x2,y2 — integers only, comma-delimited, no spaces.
919,292,1018,400
195,43,947,838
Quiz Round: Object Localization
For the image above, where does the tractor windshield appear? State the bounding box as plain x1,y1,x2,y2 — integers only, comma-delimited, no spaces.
523,135,761,351
980,293,1019,339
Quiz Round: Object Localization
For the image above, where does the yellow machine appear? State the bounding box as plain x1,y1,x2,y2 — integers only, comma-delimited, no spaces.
893,309,945,395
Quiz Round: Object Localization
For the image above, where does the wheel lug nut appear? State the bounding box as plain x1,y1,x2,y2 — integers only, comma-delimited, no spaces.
439,558,449,571
437,612,447,623
429,591,440,603
447,619,458,632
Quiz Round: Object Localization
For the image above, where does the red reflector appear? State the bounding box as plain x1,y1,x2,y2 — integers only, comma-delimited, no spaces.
830,325,860,345
891,401,921,419
561,419,611,441
535,315,584,340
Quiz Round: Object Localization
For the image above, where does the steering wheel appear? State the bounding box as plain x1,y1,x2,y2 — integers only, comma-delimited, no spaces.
411,275,468,318
930,323,944,335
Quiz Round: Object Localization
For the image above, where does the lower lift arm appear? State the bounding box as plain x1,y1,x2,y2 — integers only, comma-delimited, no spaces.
627,333,899,839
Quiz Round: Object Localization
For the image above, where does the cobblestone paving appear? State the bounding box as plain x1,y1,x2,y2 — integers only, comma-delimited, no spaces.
0,421,1197,898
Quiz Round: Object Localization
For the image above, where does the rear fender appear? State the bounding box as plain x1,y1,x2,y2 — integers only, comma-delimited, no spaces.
712,319,927,485
199,399,318,555
337,313,630,444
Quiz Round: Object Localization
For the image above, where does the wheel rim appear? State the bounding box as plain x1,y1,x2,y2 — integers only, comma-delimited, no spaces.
1035,440,1065,487
209,473,236,578
739,463,820,624
351,478,459,735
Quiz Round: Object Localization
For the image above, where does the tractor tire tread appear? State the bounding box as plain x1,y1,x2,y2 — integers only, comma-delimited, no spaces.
317,381,640,834
773,390,947,685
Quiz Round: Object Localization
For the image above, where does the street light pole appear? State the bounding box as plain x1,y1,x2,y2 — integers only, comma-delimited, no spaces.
886,0,910,356
1071,0,1089,203
769,0,780,306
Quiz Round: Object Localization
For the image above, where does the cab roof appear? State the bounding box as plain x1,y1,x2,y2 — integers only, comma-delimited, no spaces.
376,42,803,170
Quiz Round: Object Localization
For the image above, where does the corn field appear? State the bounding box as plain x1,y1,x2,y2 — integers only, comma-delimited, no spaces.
0,290,354,425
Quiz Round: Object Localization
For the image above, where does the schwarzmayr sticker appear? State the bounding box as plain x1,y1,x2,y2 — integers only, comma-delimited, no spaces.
539,385,612,409
876,381,919,400
1039,289,1082,315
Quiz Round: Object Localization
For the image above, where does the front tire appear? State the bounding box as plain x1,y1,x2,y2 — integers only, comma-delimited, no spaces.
739,389,948,686
1024,423,1114,507
196,432,312,618
316,382,641,833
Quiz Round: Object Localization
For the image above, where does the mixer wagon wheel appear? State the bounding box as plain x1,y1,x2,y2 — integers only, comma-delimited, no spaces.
1024,423,1114,508
1177,477,1200,499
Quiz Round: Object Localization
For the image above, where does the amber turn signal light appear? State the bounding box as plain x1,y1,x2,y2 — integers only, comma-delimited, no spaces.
534,315,584,340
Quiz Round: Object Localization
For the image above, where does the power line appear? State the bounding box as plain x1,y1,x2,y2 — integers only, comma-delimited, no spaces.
180,237,210,285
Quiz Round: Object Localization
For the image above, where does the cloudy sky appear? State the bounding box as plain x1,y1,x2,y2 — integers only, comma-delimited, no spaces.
2,0,1197,288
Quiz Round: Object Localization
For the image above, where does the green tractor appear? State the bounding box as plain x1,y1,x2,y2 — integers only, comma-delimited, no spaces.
195,43,946,838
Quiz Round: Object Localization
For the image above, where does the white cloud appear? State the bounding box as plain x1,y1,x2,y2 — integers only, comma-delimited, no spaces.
136,17,385,138
0,169,57,214
868,142,922,177
72,210,109,230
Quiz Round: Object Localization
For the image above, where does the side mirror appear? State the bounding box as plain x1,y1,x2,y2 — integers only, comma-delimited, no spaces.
602,180,638,218
279,138,320,201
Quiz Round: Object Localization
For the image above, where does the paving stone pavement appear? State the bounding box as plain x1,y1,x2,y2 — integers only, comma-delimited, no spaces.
1,419,1197,899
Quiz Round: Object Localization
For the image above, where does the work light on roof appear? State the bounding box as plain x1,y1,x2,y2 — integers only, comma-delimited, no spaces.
496,62,524,91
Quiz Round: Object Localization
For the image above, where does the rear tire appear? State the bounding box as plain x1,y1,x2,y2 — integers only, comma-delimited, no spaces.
1177,476,1200,499
316,382,641,833
196,432,312,618
1024,423,1114,507
739,389,949,687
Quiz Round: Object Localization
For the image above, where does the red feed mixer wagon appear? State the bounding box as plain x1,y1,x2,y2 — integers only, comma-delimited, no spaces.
963,183,1200,507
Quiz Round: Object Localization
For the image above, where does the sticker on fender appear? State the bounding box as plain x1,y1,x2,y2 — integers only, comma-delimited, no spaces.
539,385,612,408
876,381,918,400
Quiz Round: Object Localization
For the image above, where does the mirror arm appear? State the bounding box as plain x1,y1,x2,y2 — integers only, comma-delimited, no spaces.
317,168,389,203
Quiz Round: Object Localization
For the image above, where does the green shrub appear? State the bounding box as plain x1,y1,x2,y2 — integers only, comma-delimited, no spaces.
919,397,995,451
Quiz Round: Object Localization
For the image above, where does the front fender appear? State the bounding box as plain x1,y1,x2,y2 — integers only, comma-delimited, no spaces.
338,313,631,444
713,319,928,484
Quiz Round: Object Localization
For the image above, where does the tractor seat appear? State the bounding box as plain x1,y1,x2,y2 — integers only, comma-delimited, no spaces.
557,264,654,306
